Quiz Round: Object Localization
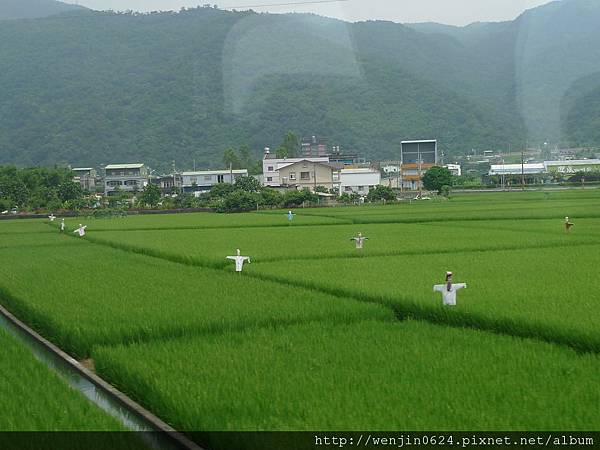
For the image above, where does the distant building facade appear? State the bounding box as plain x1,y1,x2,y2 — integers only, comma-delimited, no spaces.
339,168,381,196
544,160,600,174
72,167,97,192
182,169,248,193
275,159,338,191
301,136,329,157
152,174,183,194
444,164,462,177
104,164,148,195
401,140,438,190
263,149,329,187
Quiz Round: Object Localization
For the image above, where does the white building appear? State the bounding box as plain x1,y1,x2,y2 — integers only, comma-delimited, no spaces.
489,163,545,176
182,169,248,193
444,164,462,177
263,149,329,187
543,159,600,174
381,164,400,174
339,168,381,196
104,163,148,195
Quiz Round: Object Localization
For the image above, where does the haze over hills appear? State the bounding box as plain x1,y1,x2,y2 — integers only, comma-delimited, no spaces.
0,0,87,20
0,0,599,170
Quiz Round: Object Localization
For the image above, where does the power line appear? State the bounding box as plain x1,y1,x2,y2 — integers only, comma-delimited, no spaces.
223,0,349,9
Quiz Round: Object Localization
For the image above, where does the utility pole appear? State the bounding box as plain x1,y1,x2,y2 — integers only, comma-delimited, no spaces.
521,148,525,190
417,142,423,196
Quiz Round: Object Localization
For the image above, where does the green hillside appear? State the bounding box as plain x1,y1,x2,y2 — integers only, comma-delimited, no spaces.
0,1,598,170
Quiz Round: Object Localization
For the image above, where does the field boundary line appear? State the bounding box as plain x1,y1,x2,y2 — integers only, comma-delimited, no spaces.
0,303,204,450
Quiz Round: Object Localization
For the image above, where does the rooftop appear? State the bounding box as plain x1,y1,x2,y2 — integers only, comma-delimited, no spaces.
401,140,437,144
182,170,248,176
544,159,600,166
105,164,145,169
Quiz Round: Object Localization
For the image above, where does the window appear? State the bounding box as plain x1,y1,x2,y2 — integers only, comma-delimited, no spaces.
268,166,274,171
190,177,197,184
300,171,310,180
289,172,296,180
107,180,122,186
124,180,138,186
267,177,273,182
204,175,212,181
358,186,365,191
217,175,224,183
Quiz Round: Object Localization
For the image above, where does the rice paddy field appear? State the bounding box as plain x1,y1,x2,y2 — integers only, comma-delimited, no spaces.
2,190,600,441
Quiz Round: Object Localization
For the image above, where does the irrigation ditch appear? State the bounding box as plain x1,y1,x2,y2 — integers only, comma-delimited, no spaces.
0,303,204,450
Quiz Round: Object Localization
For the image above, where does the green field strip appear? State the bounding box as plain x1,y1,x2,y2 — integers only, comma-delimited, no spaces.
421,217,600,237
246,245,600,353
92,320,600,432
0,237,393,359
0,326,127,432
80,220,594,269
60,213,351,232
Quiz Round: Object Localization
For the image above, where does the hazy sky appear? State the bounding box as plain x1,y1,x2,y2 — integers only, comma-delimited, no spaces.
72,0,555,26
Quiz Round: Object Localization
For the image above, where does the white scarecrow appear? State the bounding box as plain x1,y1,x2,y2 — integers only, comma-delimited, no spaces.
226,249,251,273
350,232,369,249
287,210,296,222
433,271,467,306
48,214,56,222
73,224,87,237
60,218,65,233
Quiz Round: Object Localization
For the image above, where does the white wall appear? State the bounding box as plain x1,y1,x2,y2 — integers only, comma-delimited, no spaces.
339,170,381,195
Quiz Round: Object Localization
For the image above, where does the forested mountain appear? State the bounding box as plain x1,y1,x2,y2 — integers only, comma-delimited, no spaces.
0,0,599,170
0,0,87,21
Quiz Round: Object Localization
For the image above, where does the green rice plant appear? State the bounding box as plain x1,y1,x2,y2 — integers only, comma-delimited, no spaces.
0,235,393,358
93,320,600,432
85,221,596,268
0,327,125,431
62,211,350,232
0,232,84,249
278,191,600,224
424,217,600,238
0,219,54,234
249,244,600,352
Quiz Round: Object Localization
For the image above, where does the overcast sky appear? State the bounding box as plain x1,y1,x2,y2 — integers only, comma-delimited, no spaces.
72,0,555,26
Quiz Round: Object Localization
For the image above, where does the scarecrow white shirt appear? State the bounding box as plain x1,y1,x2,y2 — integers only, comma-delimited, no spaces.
73,225,87,237
433,283,467,306
351,236,368,249
227,255,251,272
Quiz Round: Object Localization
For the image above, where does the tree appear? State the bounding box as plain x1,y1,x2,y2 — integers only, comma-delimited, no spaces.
259,187,283,208
276,131,299,158
58,180,83,203
138,183,161,207
220,190,260,212
422,166,454,194
367,185,396,202
223,147,241,169
209,182,236,198
234,176,261,192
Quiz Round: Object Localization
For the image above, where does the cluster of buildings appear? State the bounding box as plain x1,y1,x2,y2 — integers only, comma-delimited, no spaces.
71,137,461,197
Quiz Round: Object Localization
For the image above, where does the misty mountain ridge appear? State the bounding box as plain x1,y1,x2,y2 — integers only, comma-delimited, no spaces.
0,0,87,20
0,0,598,170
